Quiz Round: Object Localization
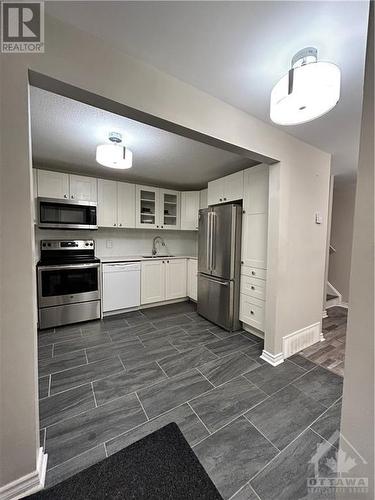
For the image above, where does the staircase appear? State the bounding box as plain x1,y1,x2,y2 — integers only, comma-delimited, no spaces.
323,282,343,318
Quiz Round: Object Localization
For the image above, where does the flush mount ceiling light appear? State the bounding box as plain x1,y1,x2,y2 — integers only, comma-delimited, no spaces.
96,132,133,169
270,47,341,126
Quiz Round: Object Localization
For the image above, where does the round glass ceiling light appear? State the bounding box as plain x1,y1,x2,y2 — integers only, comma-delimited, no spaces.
96,132,133,169
270,47,341,126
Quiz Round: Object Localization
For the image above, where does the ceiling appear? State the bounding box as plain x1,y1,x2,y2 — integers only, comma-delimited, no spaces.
46,1,369,183
30,87,257,189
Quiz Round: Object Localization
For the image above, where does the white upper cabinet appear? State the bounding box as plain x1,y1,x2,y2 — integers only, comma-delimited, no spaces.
37,170,69,199
241,165,269,269
165,259,187,300
37,170,97,202
98,179,135,228
69,174,97,202
160,189,180,230
207,177,224,205
98,179,117,227
224,171,244,202
243,165,269,214
117,182,136,228
199,188,208,209
208,170,244,205
180,191,200,230
136,185,160,229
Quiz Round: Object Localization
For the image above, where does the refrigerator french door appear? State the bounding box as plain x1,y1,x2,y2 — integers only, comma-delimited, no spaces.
197,204,242,331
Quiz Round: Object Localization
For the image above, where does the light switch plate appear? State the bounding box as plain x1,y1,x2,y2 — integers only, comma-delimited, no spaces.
315,212,323,224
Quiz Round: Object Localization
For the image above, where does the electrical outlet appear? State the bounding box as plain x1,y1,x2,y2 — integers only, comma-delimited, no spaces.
106,240,113,249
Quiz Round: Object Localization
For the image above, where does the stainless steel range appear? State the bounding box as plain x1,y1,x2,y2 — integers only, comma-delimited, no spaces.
37,240,101,329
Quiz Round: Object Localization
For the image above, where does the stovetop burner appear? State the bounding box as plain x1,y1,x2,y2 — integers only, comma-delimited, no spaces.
38,239,100,267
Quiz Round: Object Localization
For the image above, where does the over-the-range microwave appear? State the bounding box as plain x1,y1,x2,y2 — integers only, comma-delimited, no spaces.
37,197,98,230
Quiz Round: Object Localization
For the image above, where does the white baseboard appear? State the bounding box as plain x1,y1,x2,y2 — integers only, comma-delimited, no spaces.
0,448,47,500
282,322,321,358
260,350,284,366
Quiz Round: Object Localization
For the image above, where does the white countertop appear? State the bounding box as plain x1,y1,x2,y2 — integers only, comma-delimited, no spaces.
100,255,197,263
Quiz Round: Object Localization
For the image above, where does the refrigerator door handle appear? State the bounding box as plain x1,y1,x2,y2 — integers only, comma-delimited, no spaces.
210,212,216,272
207,212,212,271
201,275,230,286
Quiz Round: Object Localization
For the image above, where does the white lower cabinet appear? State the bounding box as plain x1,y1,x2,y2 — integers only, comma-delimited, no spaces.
141,259,187,305
187,259,198,301
141,260,166,304
165,259,187,299
240,294,265,331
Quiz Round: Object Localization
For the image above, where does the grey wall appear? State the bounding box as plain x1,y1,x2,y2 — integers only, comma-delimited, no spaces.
0,14,330,488
328,180,357,302
338,5,374,498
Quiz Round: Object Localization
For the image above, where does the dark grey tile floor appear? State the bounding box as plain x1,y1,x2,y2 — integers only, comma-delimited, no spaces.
38,301,343,499
299,306,347,377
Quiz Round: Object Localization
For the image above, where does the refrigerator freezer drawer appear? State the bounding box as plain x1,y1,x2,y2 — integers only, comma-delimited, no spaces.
239,294,265,331
197,274,234,330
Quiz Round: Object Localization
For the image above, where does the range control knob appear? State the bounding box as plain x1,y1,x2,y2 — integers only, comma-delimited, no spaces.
85,242,89,246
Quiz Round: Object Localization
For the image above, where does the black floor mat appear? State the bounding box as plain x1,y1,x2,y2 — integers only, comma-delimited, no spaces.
28,423,223,499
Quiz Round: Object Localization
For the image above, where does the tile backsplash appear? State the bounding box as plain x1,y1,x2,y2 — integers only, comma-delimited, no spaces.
34,227,198,261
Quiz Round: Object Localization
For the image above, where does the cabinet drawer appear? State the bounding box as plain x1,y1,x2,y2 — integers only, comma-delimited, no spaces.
240,294,265,331
241,275,266,301
241,266,267,280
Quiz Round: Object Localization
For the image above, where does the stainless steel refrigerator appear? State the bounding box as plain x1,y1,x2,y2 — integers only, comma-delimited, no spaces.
197,204,242,331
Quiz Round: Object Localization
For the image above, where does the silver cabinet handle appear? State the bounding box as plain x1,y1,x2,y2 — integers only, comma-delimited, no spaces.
219,198,223,202
71,195,74,199
113,223,117,226
250,310,254,315
252,271,256,276
224,197,227,201
251,286,255,290
119,223,122,227
64,194,68,199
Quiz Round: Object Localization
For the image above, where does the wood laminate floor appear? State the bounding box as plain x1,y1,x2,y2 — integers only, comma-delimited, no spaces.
38,301,343,499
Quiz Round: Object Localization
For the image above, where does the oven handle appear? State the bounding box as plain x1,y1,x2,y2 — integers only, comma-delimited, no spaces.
38,263,100,271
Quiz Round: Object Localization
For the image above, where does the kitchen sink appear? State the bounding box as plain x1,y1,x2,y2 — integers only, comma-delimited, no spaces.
142,255,175,258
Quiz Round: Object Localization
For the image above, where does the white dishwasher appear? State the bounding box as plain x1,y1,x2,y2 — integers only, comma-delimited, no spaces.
102,262,141,313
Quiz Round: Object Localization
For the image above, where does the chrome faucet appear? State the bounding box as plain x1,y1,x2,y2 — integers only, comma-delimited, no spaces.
152,236,166,256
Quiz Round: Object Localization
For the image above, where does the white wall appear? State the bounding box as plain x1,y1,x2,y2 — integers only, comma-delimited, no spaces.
328,180,356,302
0,13,331,489
338,6,374,498
34,228,198,260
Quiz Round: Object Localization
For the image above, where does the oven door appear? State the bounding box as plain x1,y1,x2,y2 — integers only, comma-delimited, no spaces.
38,198,97,230
37,263,100,307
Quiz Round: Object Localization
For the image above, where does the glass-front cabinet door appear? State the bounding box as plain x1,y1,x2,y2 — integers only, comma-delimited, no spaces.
136,185,160,229
159,189,180,230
